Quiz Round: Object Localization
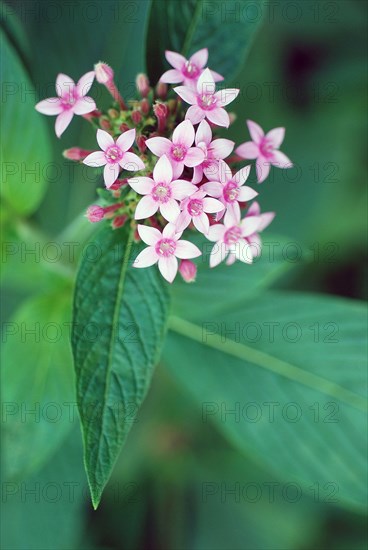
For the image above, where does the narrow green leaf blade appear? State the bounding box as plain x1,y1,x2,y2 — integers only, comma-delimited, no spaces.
72,224,170,508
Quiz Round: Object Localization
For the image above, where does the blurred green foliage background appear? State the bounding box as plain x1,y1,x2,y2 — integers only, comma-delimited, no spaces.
1,0,367,548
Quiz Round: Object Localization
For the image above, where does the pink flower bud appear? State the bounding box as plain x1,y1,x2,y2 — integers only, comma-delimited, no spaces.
140,98,150,115
153,102,168,119
108,108,119,119
63,147,92,161
119,123,130,132
86,205,105,223
179,260,197,283
100,117,111,130
156,81,168,100
131,110,142,124
112,215,128,229
136,135,147,153
136,73,150,97
94,62,114,84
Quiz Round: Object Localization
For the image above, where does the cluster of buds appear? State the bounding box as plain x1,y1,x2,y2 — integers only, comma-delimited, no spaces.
35,49,292,283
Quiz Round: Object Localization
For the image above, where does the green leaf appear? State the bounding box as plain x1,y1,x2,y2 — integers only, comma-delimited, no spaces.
163,291,367,510
72,224,170,508
2,285,75,480
171,233,299,319
146,0,264,83
0,29,51,216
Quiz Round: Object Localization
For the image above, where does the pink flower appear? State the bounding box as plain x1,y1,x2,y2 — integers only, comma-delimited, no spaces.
206,209,262,268
133,223,201,283
145,120,205,179
127,155,197,223
201,160,258,220
176,190,224,235
192,120,234,183
160,48,223,89
236,120,293,183
242,201,275,257
174,69,239,128
83,129,144,188
35,72,96,137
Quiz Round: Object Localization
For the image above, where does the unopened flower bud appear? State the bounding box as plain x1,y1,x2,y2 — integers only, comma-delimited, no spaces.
153,102,168,120
136,73,150,97
156,81,168,100
229,112,237,125
179,260,197,283
136,135,147,153
112,215,128,229
63,147,92,161
131,110,142,125
94,62,114,84
140,98,150,115
86,205,105,223
119,123,130,132
108,108,119,119
99,117,111,130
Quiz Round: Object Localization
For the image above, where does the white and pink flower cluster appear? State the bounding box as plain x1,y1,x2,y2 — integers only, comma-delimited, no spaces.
35,49,292,283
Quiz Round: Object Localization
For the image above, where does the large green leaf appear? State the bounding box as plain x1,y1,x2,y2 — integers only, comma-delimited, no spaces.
146,0,264,83
163,291,367,510
2,286,75,480
72,224,170,508
0,29,51,215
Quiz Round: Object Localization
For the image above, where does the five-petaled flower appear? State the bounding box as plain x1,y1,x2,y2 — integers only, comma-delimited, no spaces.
133,223,201,283
146,120,204,179
192,120,234,184
83,129,144,188
127,155,197,223
160,48,223,89
207,209,262,268
236,120,293,183
176,190,224,235
202,160,258,221
35,72,96,137
174,68,239,128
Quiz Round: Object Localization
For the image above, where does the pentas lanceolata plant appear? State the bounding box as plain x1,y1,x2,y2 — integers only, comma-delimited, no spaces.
35,48,292,283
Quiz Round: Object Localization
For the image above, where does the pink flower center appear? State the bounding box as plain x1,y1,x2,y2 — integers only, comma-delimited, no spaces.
152,183,172,203
259,138,274,159
223,181,239,203
187,199,203,216
105,145,123,164
60,90,78,110
183,61,200,79
224,226,242,245
171,144,187,161
197,94,217,111
155,238,176,257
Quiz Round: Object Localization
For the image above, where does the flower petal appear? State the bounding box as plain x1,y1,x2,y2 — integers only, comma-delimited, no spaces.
210,138,234,159
258,212,275,231
175,240,202,259
160,198,180,223
197,68,215,95
127,176,153,195
137,224,162,245
185,105,205,125
207,224,226,242
203,197,225,213
234,240,253,264
185,147,205,167
133,246,158,268
195,119,212,145
215,88,239,107
266,127,285,149
153,154,173,185
165,50,186,70
193,213,209,234
238,185,258,201
116,128,136,151
134,195,158,219
173,119,195,147
35,98,62,115
210,70,224,82
146,136,171,157
73,96,96,115
83,151,106,167
256,158,271,183
271,150,293,168
56,73,75,97
210,242,227,267
76,71,95,96
158,255,178,283
120,152,145,171
173,86,197,105
189,48,208,69
201,181,223,197
241,216,262,237
103,163,120,188
176,211,191,232
160,69,183,84
55,110,74,137
217,159,232,184
247,201,261,217
171,180,197,200
97,129,114,151
247,120,264,144
192,165,204,184
234,165,251,186
236,141,259,159
206,107,230,128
